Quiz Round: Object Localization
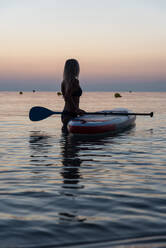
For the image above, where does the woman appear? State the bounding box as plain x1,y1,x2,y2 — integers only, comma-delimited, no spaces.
61,59,85,132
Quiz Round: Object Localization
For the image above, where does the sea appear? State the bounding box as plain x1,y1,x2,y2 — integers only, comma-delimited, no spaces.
0,91,166,248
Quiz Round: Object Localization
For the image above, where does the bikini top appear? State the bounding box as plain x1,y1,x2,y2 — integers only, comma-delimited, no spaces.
61,79,82,97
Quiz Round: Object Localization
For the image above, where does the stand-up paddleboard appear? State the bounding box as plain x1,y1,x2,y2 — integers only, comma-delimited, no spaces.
68,108,136,135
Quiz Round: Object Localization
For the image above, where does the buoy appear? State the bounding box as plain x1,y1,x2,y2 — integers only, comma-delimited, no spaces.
57,92,62,96
114,92,122,98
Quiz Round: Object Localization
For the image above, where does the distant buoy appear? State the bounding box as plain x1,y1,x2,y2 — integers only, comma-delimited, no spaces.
57,92,62,96
19,91,23,95
114,92,122,98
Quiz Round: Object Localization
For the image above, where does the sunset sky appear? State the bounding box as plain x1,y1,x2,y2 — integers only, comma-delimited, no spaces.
0,0,166,91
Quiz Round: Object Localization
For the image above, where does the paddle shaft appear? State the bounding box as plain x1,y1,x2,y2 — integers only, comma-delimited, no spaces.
82,112,153,117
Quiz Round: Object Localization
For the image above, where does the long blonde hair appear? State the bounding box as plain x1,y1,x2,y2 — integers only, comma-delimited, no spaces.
63,59,80,83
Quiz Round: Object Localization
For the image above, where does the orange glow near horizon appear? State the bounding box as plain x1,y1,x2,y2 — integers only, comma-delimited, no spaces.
1,51,166,80
1,36,166,79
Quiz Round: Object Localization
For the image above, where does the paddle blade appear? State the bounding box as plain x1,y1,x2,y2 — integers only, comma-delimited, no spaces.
29,106,55,121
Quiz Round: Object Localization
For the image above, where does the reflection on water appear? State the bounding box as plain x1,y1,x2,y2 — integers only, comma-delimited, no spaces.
29,131,84,187
29,130,120,189
59,134,87,223
29,131,54,166
29,132,52,152
60,134,83,188
29,131,87,224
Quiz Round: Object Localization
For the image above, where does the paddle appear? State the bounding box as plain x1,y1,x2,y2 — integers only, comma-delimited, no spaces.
29,106,153,122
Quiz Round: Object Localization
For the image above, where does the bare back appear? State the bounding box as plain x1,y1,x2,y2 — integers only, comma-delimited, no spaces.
61,78,82,113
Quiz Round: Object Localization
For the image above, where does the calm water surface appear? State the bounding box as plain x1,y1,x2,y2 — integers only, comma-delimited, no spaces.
0,92,166,248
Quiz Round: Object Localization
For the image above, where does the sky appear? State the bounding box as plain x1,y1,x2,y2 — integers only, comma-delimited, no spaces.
0,0,166,91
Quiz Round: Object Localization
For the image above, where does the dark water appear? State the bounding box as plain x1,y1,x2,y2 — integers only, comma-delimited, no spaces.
0,92,166,247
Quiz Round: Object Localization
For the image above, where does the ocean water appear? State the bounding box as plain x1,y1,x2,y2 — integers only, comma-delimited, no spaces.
0,91,166,248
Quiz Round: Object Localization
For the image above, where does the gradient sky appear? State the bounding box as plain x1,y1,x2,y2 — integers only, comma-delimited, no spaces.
0,0,166,91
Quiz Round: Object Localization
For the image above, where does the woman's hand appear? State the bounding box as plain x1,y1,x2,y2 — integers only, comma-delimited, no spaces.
76,109,86,116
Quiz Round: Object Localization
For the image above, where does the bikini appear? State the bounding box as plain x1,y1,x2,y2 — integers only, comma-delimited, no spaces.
61,87,82,129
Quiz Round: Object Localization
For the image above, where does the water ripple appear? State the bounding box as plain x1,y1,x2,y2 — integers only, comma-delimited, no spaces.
1,92,166,247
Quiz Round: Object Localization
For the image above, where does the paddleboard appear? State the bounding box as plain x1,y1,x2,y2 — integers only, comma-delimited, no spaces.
68,108,136,135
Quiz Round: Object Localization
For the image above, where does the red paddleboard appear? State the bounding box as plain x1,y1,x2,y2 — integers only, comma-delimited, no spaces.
68,108,136,135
